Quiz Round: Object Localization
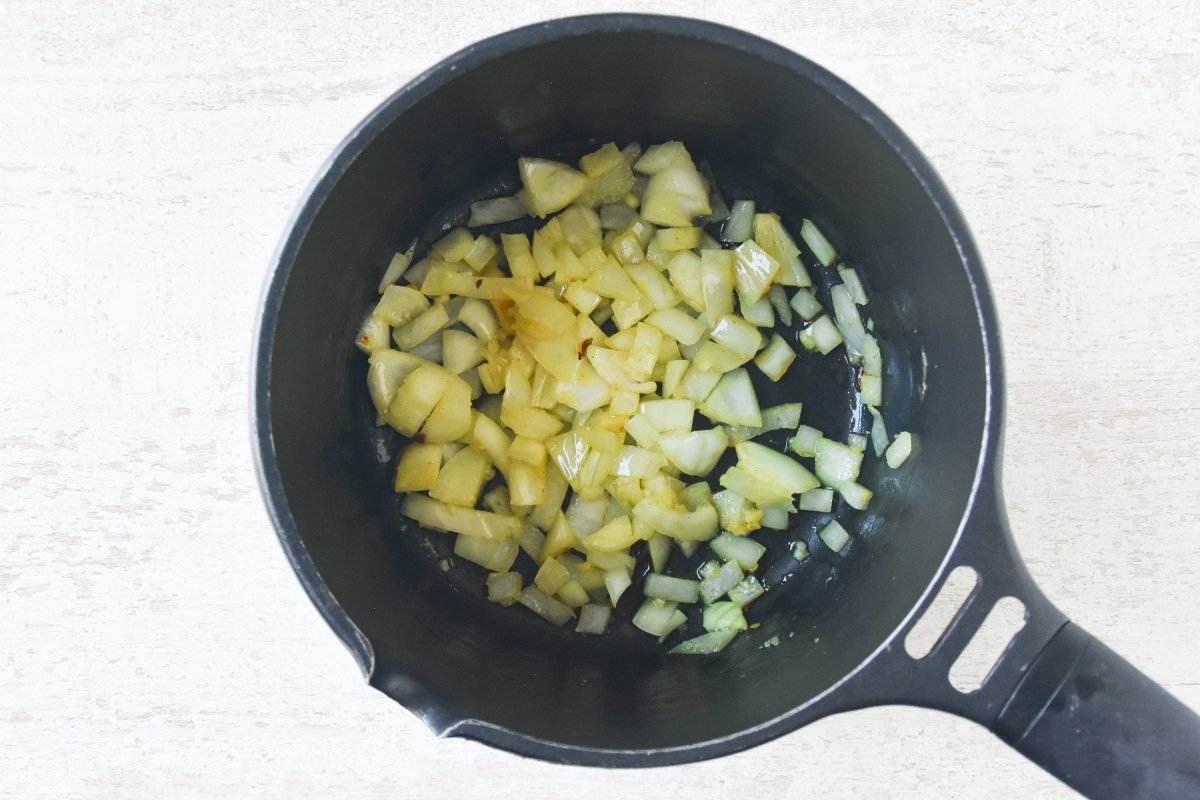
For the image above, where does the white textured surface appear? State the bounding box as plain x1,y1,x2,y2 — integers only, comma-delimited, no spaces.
2,2,1198,797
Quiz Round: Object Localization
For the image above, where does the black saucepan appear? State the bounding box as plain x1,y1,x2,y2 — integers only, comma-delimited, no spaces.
252,15,1200,797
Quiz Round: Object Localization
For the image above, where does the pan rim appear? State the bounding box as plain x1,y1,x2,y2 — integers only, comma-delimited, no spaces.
250,11,1002,766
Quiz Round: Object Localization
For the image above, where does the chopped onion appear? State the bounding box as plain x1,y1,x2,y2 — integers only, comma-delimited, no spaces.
644,573,701,603
710,531,767,572
753,333,796,382
819,520,851,553
868,406,890,457
518,586,574,626
727,576,765,607
486,571,523,606
703,601,748,632
789,287,823,320
768,285,793,326
723,199,754,242
760,503,790,530
830,284,866,362
632,599,687,638
576,603,612,635
669,629,738,655
378,245,416,293
886,431,914,468
604,569,632,606
839,266,869,305
799,488,834,512
359,139,910,654
699,560,745,603
800,219,838,267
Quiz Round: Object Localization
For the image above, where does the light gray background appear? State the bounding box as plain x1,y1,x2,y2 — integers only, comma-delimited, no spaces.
2,1,1197,797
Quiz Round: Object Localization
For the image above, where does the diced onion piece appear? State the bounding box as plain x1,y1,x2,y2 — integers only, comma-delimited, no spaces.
441,329,486,375
760,504,790,530
819,520,851,553
754,333,796,381
393,303,450,350
633,498,720,542
374,284,430,327
830,284,866,362
517,586,574,626
711,489,763,535
378,245,416,293
886,431,915,468
645,307,705,345
657,428,729,476
860,373,883,406
638,145,711,227
367,349,424,414
727,576,765,607
868,406,890,458
400,494,520,540
583,515,637,552
356,313,390,353
454,534,518,572
862,335,883,377
837,481,873,510
700,368,762,428
433,227,475,261
768,285,794,326
789,288,823,321
703,601,749,632
699,250,735,323
604,569,632,606
762,403,803,431
800,219,838,267
540,511,578,561
723,200,754,243
611,445,667,478
429,447,494,507
632,598,687,638
753,212,811,287
639,398,696,433
670,629,738,655
644,573,701,604
699,559,745,603
710,531,767,572
464,235,498,271
792,540,811,561
814,437,864,487
576,603,612,635
798,488,834,512
534,556,571,594
710,315,763,358
468,196,527,227
719,465,792,506
847,433,869,452
486,572,523,606
739,293,774,327
736,441,821,496
732,240,780,303
839,266,869,305
393,442,442,493
648,533,672,573
518,157,588,217
803,315,844,355
457,298,498,341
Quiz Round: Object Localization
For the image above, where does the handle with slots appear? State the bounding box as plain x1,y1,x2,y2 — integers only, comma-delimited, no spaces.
816,485,1200,799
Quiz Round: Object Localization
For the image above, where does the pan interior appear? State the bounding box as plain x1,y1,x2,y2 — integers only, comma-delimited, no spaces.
265,24,989,752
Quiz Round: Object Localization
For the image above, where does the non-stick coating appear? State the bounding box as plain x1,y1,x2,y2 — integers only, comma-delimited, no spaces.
257,17,990,759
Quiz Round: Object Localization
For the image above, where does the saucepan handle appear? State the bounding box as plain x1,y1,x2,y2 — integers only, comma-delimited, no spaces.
817,484,1200,798
993,621,1200,799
